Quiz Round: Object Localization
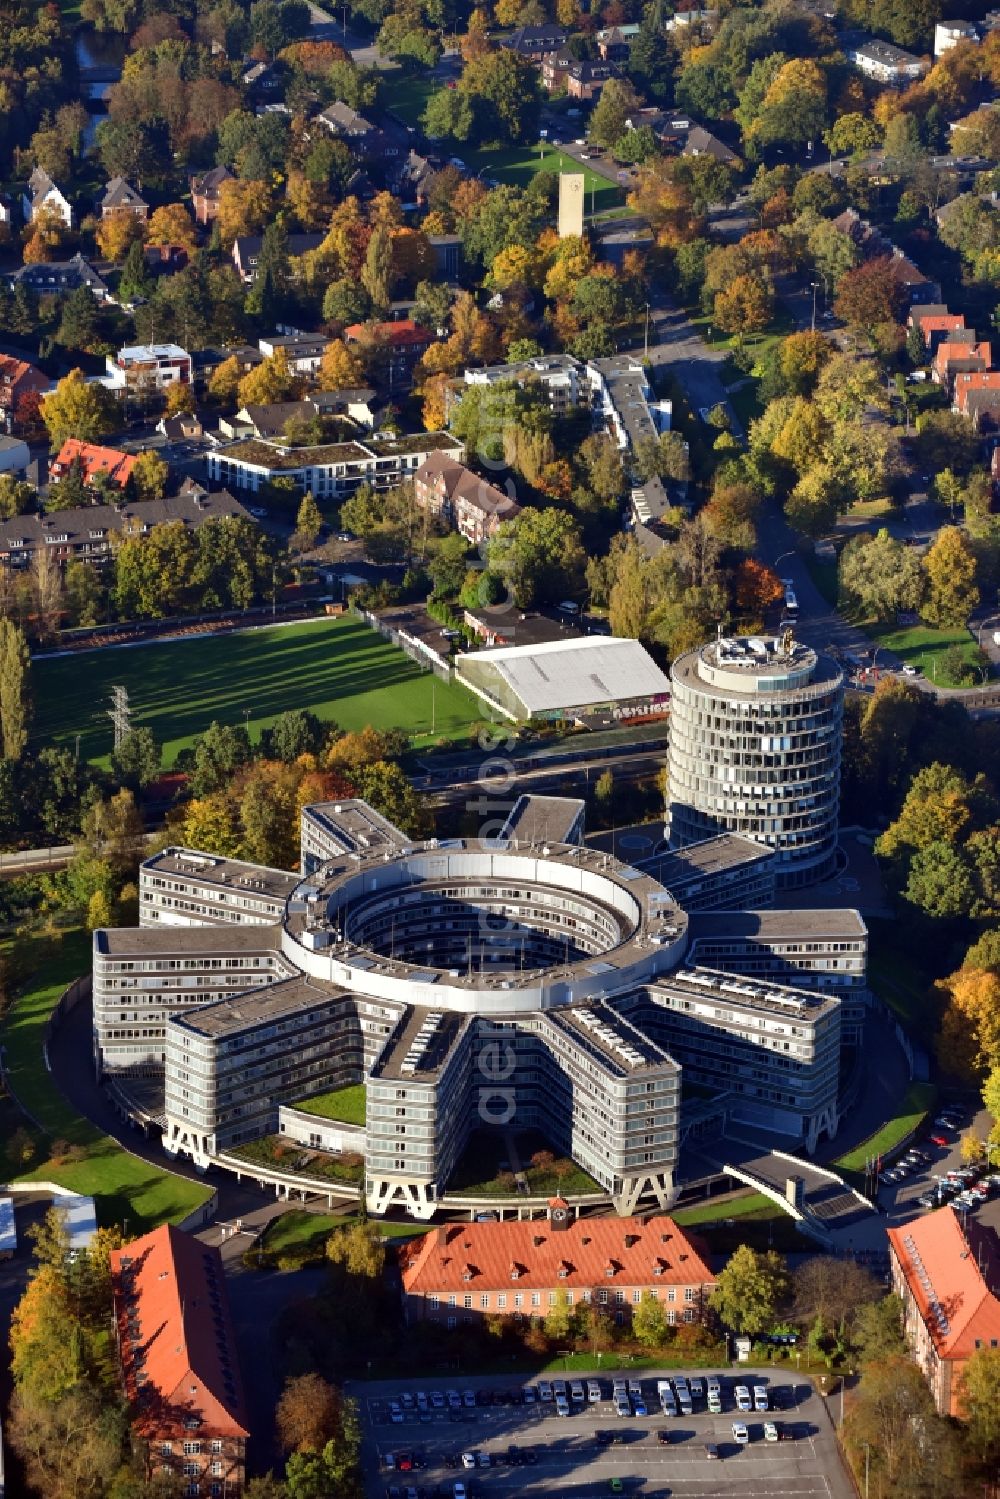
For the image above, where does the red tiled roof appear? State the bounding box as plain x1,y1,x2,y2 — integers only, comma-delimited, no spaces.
915,313,965,335
52,438,137,487
889,1206,1000,1360
111,1224,249,1440
0,354,48,396
344,319,433,349
400,1214,715,1295
934,340,991,374
955,370,1000,412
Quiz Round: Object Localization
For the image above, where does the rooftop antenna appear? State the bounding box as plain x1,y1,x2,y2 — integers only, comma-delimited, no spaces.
108,685,131,750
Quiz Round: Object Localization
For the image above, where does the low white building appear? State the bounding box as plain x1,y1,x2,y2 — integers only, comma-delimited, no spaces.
104,344,193,394
206,431,465,498
22,166,72,228
258,332,327,375
934,19,977,53
848,38,929,82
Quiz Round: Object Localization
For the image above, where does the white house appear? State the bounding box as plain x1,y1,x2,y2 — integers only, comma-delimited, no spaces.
848,39,929,83
104,344,193,394
22,167,73,228
0,437,29,475
934,19,977,54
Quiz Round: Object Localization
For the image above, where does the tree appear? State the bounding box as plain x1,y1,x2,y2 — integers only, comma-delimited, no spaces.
0,619,30,761
589,77,642,150
238,350,299,408
834,256,905,329
189,721,253,797
838,530,924,622
353,761,425,836
293,493,323,553
361,224,394,312
488,508,587,609
277,1373,339,1454
631,1290,669,1349
318,340,362,389
325,1218,386,1278
112,726,160,789
95,211,142,264
825,112,882,157
791,1256,881,1333
87,887,112,932
544,1289,574,1342
714,274,772,337
734,559,784,617
960,1347,1000,1461
936,965,1000,1079
40,370,119,451
57,286,102,352
709,1244,789,1337
429,533,470,598
118,238,151,306
263,709,327,763
843,1353,962,1499
217,178,273,245
921,525,979,627
146,202,198,256
130,450,169,503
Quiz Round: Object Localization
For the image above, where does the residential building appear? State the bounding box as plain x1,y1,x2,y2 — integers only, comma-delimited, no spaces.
910,306,966,354
257,332,327,375
49,438,137,490
343,319,434,385
934,19,977,53
157,411,204,442
232,233,324,283
682,126,738,165
5,254,110,301
461,352,594,414
962,382,1000,431
541,54,621,98
954,369,1000,419
889,1207,1000,1416
399,1210,715,1329
205,430,465,498
462,605,583,649
99,177,148,220
0,355,50,433
190,165,235,224
106,343,192,394
0,488,250,571
219,389,377,441
596,23,640,59
428,233,461,280
455,636,671,726
848,38,930,83
413,453,520,543
110,1225,249,1496
22,166,72,227
665,634,844,888
501,23,569,58
315,101,408,165
934,332,991,388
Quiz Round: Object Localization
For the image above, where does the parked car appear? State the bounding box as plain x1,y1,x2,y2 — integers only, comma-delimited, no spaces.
732,1422,749,1445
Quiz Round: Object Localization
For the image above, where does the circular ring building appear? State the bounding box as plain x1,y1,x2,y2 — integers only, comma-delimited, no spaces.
665,634,843,888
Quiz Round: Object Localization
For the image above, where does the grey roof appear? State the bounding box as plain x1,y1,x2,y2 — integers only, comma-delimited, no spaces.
682,126,737,164
101,176,146,210
172,974,351,1039
318,100,378,135
95,923,285,956
6,254,108,296
458,636,671,714
501,794,585,847
687,908,868,941
191,165,234,198
0,489,251,556
142,847,299,902
641,834,775,887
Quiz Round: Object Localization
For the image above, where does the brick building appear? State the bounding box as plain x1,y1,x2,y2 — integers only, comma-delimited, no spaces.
889,1206,1000,1416
0,354,50,433
190,166,234,225
413,452,520,543
111,1224,249,1496
399,1208,715,1330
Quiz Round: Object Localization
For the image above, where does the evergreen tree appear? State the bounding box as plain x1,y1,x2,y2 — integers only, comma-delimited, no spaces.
245,222,289,322
361,224,394,312
10,282,40,338
118,238,151,305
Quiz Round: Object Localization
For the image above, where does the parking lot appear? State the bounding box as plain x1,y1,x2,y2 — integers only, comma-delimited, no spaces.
352,1370,856,1499
876,1100,1000,1232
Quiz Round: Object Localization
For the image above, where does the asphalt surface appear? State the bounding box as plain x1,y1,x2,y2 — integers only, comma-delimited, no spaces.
354,1370,856,1499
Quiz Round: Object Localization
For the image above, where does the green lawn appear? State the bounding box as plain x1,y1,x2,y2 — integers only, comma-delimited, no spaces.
673,1191,778,1227
1,928,212,1230
32,616,486,765
295,1083,366,1125
385,69,437,128
460,142,624,215
446,1129,599,1197
833,1080,938,1178
865,620,983,687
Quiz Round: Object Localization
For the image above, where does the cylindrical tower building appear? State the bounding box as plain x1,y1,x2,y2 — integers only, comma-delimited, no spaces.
665,633,843,888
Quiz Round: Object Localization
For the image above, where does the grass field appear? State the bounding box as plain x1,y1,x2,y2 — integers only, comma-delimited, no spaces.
461,142,624,214
866,620,983,686
32,616,486,764
386,70,437,128
833,1080,938,1179
1,928,211,1229
672,1191,777,1227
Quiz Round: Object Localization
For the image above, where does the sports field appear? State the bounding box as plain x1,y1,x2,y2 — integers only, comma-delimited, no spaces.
32,616,485,765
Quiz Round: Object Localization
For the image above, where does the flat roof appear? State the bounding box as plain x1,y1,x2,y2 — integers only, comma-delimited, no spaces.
644,834,775,886
96,924,286,956
545,1002,680,1078
654,965,841,1022
688,908,868,941
303,799,408,855
372,1003,469,1081
457,636,671,713
142,847,299,902
501,794,585,847
169,974,350,1040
